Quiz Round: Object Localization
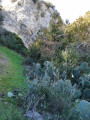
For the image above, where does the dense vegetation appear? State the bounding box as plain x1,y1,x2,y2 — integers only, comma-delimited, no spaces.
24,61,90,120
0,3,3,25
0,3,90,119
0,28,27,56
23,11,90,120
65,11,90,42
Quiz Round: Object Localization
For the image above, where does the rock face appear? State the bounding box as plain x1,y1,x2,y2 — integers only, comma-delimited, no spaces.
2,0,56,47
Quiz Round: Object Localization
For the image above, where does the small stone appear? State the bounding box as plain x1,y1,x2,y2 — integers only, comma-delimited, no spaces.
7,92,14,97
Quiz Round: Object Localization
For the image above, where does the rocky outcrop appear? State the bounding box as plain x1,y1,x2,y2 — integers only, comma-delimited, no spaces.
2,0,57,47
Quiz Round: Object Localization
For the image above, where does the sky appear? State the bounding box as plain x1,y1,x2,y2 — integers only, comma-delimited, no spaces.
45,0,90,23
1,0,90,23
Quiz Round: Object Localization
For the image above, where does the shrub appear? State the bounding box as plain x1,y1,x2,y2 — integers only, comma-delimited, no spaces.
24,61,85,119
24,41,51,65
0,13,3,25
26,61,60,81
36,15,64,42
23,43,41,65
41,11,45,17
45,2,54,8
32,0,38,3
0,28,28,56
65,11,90,42
53,43,81,78
0,3,3,25
28,44,41,63
68,100,90,120
49,21,64,41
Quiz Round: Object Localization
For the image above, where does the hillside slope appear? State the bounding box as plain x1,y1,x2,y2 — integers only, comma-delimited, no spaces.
0,46,27,94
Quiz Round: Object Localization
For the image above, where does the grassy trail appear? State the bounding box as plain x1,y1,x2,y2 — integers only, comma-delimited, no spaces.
0,46,27,94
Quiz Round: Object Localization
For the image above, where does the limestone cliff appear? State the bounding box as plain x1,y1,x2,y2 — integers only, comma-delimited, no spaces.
2,0,57,47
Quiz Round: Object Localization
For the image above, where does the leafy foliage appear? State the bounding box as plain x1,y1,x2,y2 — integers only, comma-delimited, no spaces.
0,3,3,25
32,0,38,3
0,28,27,55
37,13,64,42
26,61,60,81
68,100,90,120
24,41,51,65
24,61,90,119
44,1,55,8
65,11,90,42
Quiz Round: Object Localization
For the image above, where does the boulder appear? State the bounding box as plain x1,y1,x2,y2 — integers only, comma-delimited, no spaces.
7,92,14,97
